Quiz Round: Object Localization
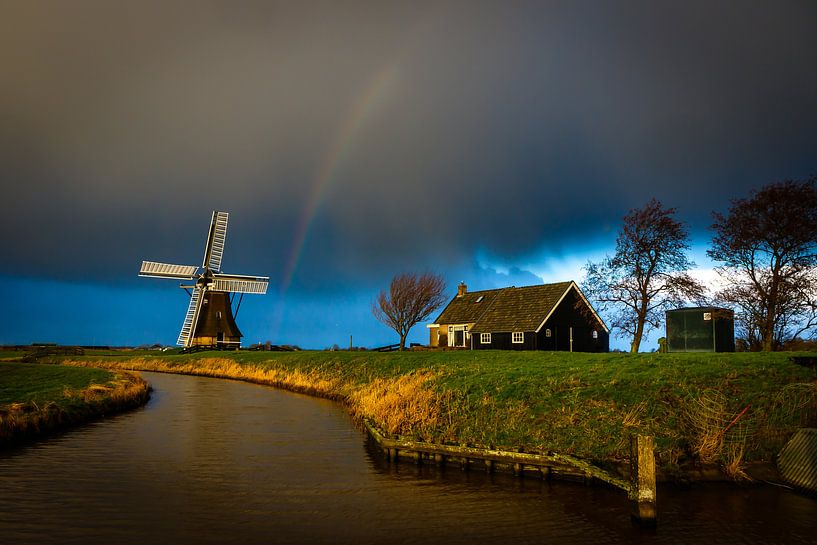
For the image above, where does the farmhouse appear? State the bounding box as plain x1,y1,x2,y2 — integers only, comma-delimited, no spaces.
427,281,609,352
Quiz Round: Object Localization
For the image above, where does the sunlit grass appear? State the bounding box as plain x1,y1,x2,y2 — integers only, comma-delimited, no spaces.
349,371,441,436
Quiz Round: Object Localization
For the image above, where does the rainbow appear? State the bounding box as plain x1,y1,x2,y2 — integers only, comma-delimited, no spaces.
279,65,399,295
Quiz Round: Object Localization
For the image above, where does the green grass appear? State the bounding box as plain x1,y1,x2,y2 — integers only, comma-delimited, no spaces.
0,362,116,407
0,350,27,361
31,350,817,473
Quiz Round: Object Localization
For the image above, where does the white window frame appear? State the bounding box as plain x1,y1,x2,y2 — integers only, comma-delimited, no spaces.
545,329,552,338
592,330,598,339
512,332,524,344
480,333,491,344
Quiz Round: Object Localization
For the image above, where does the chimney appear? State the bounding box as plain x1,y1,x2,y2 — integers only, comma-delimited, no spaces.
457,282,467,297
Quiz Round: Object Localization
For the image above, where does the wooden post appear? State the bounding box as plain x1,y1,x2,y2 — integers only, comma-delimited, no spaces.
629,435,657,526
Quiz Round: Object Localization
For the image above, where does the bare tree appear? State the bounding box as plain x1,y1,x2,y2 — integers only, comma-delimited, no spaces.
372,272,448,351
709,178,817,351
583,199,704,352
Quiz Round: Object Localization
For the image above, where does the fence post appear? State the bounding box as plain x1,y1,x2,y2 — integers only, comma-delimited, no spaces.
629,435,657,526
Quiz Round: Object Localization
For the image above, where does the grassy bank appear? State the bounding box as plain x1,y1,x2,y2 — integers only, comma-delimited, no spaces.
0,362,150,444
39,350,817,479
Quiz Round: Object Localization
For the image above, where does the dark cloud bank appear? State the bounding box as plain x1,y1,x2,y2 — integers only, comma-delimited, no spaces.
1,1,816,346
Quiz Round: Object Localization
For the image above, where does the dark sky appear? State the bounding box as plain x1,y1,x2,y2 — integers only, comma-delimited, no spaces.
2,1,816,349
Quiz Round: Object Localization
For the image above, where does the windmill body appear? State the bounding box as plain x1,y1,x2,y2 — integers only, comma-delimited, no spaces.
139,211,269,348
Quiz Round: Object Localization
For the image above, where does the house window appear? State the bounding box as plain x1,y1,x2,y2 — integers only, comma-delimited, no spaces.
592,330,598,339
480,333,491,344
545,329,552,338
476,295,484,303
217,311,222,319
512,332,524,344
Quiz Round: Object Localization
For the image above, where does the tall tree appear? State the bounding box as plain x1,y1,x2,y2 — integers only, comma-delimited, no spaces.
584,199,703,352
709,178,817,351
372,272,447,351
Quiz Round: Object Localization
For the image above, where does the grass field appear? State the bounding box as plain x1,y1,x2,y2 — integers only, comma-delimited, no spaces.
0,361,150,443
41,349,817,479
0,363,115,407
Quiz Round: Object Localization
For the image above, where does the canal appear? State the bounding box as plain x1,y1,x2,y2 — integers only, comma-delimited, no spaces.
1,372,815,544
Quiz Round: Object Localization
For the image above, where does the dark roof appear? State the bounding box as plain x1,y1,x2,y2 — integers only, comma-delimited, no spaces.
434,281,576,332
434,288,504,325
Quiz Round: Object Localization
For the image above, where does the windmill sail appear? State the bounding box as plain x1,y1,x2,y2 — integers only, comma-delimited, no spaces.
212,273,269,294
177,286,204,347
202,211,229,272
141,210,265,349
139,261,198,279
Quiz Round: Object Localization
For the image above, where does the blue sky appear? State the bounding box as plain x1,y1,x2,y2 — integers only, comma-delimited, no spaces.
2,1,816,350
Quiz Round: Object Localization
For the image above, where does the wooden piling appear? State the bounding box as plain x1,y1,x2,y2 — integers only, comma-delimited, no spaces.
629,435,657,526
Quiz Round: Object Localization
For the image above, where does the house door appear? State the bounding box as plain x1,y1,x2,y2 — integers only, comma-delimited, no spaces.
454,330,464,347
448,325,468,347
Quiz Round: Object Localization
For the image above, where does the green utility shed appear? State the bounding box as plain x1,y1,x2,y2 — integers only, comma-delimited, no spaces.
665,307,735,352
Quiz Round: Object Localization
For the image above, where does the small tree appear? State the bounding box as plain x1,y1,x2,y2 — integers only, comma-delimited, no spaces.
709,178,817,351
372,272,447,351
583,199,704,352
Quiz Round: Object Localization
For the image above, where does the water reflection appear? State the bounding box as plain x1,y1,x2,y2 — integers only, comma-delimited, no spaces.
0,372,814,544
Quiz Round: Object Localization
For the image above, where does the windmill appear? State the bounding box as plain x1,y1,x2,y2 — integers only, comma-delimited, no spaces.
139,211,269,348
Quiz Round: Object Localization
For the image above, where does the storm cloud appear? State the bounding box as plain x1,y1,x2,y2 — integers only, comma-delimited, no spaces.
2,1,816,346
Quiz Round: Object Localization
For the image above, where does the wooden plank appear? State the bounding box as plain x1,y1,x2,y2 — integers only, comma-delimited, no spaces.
363,419,631,492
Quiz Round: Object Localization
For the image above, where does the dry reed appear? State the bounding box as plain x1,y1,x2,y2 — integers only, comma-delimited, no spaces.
62,358,345,400
722,442,752,482
348,372,441,436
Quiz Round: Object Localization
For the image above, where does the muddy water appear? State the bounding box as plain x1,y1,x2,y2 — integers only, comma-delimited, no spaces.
1,372,815,544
